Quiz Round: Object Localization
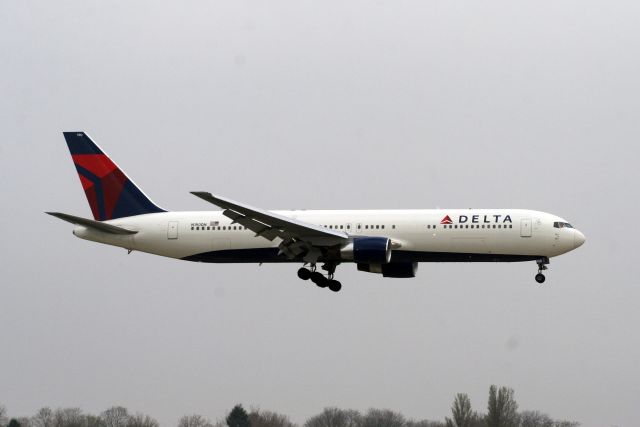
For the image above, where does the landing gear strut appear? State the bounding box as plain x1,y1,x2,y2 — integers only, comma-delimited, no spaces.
297,263,342,292
535,257,549,284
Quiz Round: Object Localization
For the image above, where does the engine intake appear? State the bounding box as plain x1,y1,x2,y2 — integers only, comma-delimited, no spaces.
341,237,392,264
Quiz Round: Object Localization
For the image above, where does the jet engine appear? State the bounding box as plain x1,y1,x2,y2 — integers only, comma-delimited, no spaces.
340,237,392,264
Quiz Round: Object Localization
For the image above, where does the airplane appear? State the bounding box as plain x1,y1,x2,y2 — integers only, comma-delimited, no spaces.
48,132,586,292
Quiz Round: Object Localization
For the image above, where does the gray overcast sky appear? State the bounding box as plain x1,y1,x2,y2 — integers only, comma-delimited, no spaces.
1,1,639,426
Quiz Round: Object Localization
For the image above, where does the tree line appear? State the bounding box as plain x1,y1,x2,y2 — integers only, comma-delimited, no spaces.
0,385,579,427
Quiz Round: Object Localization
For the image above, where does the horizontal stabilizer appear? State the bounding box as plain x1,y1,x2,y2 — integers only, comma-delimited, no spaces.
46,212,138,235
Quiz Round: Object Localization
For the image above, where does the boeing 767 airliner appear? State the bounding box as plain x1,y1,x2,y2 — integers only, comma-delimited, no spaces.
48,132,585,292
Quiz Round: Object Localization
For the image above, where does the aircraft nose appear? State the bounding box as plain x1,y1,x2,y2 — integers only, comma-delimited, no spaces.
573,229,586,248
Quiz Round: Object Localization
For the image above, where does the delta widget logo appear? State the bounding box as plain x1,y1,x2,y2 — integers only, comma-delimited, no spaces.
440,215,453,224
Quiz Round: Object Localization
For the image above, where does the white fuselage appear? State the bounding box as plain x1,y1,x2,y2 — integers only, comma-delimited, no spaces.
72,209,585,263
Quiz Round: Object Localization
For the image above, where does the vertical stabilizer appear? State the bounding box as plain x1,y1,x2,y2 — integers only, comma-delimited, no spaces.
63,132,165,220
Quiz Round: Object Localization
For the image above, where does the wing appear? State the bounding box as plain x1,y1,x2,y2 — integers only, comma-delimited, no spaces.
190,192,347,261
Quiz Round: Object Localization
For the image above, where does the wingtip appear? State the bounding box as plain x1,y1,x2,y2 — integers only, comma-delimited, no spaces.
46,212,70,221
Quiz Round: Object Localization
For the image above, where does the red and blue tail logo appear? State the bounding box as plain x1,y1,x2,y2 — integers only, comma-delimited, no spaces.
63,132,165,221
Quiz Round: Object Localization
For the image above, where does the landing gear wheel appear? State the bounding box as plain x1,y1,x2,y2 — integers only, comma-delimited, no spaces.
535,257,549,284
328,280,342,292
297,267,311,280
311,271,328,288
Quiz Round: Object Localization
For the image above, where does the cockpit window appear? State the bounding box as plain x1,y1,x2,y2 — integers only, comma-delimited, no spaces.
553,222,574,229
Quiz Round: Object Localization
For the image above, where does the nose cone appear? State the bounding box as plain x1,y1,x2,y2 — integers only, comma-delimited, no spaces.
573,230,586,248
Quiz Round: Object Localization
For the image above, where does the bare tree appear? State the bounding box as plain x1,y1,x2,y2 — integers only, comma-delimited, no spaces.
486,386,518,427
519,411,553,427
359,409,405,427
304,408,361,427
126,414,158,427
32,408,55,427
53,408,86,427
445,394,474,427
468,414,485,427
0,405,8,427
85,416,105,427
248,410,296,427
101,407,129,427
177,415,214,427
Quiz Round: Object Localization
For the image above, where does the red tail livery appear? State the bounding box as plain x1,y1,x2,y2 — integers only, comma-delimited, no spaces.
63,132,165,221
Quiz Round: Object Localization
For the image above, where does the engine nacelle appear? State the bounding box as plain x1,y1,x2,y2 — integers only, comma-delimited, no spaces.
357,262,418,278
341,237,392,264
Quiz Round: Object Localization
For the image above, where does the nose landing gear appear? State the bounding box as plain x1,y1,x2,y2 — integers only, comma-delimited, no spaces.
535,257,549,284
297,263,342,292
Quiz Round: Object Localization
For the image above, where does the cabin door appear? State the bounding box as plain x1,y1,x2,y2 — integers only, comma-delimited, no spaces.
167,221,179,239
520,218,532,237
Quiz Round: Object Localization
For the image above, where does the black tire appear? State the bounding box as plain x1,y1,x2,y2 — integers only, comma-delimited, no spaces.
328,280,342,292
297,267,311,280
311,272,328,287
535,273,546,284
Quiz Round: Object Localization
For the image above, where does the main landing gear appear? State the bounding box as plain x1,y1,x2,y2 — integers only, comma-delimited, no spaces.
297,263,342,292
535,257,549,284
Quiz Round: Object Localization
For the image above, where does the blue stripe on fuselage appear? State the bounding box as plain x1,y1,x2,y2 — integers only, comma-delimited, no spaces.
181,249,540,264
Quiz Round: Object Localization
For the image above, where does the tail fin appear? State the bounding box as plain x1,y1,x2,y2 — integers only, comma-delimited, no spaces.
63,132,165,221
